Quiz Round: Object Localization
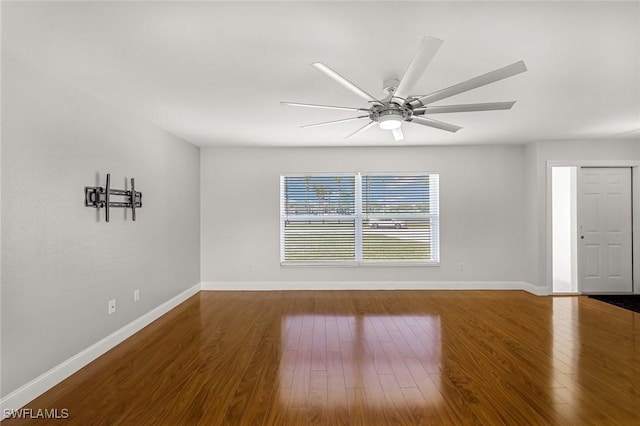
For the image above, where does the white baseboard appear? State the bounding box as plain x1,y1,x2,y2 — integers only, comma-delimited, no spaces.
520,282,549,296
201,280,536,292
0,283,201,415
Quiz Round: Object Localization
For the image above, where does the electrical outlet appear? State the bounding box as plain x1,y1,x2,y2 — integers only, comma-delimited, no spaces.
458,262,464,271
133,289,140,302
248,263,255,272
108,299,116,315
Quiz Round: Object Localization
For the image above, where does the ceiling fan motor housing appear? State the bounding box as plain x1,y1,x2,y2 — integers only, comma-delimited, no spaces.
370,101,413,129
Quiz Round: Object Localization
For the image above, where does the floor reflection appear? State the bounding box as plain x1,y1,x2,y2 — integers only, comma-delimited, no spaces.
280,314,442,409
551,297,580,419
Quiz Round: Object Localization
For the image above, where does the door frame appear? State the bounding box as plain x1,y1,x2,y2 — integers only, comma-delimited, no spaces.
546,160,640,295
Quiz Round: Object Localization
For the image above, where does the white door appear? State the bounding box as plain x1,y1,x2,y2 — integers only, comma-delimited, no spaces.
578,167,633,293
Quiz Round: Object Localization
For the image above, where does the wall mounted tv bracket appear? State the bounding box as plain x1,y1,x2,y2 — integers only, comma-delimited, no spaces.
85,173,142,222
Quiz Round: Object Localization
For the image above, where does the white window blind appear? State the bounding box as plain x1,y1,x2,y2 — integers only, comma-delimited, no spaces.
280,173,439,264
281,175,356,262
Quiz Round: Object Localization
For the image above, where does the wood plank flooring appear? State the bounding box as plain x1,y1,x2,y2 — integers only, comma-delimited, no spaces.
4,290,640,425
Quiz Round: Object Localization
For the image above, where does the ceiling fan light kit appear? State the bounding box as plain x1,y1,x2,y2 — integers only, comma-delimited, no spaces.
282,36,527,141
378,114,403,130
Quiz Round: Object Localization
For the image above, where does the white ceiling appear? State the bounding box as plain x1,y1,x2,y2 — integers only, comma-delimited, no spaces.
3,1,639,147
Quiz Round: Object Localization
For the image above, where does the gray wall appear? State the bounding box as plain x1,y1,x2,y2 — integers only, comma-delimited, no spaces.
201,145,526,284
201,141,640,290
1,54,200,396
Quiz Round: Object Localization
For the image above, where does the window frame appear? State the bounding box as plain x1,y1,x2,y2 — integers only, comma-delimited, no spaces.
280,172,440,267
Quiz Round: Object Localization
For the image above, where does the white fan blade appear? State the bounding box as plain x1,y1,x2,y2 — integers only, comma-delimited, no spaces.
410,116,462,133
410,61,527,107
312,62,379,103
301,116,369,129
392,127,405,142
413,101,516,115
281,102,366,112
393,37,443,102
344,121,376,140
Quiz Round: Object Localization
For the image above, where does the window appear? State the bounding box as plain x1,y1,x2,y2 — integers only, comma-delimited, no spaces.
280,173,439,265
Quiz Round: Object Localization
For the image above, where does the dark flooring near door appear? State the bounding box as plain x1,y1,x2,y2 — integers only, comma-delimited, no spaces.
4,291,640,425
588,294,640,314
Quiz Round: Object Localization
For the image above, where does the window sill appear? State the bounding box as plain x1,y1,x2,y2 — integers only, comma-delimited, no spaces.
280,261,440,268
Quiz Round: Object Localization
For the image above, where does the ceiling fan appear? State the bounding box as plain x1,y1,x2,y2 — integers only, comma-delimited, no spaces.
281,36,527,141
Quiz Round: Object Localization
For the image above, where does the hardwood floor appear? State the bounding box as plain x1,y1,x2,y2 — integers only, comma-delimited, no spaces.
4,290,640,425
